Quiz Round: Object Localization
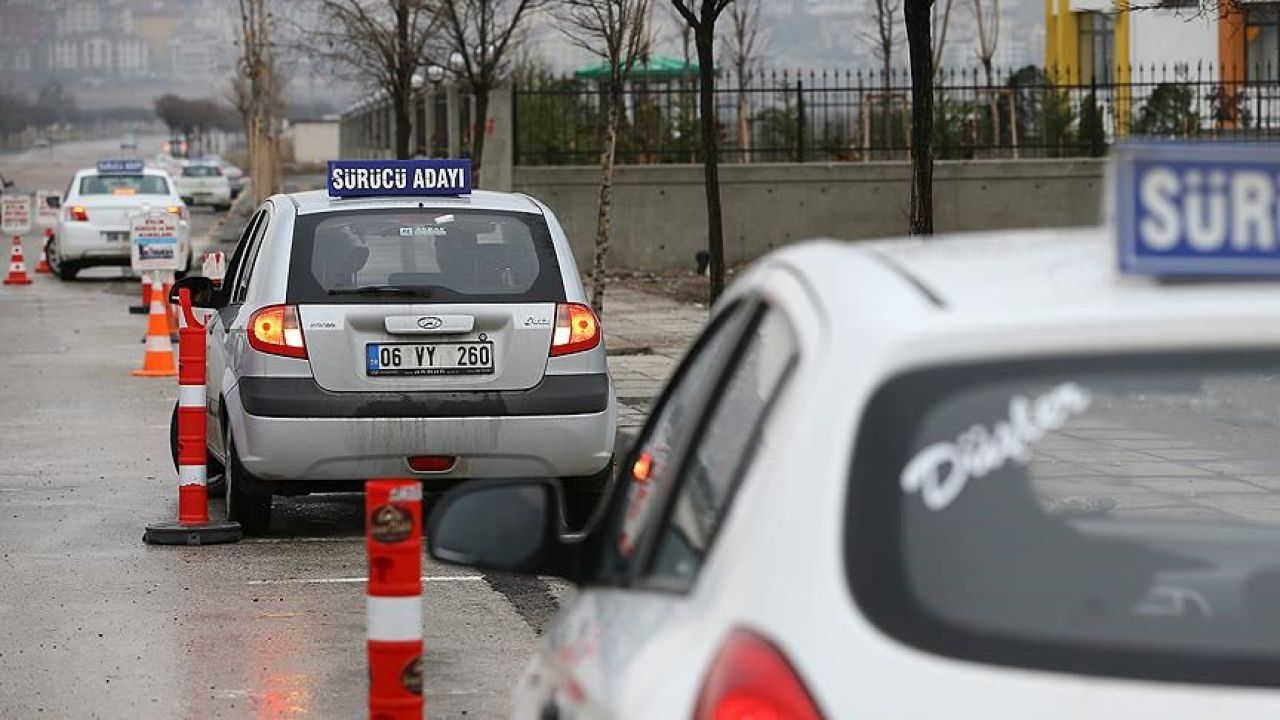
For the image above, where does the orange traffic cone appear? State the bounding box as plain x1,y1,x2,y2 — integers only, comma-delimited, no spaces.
3,236,32,285
35,229,51,274
132,275,177,377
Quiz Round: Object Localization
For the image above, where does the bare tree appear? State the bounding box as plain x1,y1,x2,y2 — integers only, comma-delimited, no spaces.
558,0,652,312
723,0,765,164
236,0,284,203
930,0,953,79
863,0,901,154
972,0,1000,145
431,0,545,186
905,0,934,235
304,0,438,159
669,0,734,304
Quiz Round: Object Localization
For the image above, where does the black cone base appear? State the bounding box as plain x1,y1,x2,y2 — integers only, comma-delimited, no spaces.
143,520,242,545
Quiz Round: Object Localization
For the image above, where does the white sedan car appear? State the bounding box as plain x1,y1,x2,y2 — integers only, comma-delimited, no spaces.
428,224,1280,718
50,162,190,280
174,160,232,210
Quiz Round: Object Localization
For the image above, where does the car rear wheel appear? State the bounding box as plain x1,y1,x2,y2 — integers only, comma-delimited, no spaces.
224,427,272,535
562,459,614,533
47,237,78,281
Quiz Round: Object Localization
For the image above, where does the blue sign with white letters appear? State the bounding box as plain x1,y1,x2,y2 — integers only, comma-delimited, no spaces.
1116,142,1280,276
97,159,144,175
327,159,472,198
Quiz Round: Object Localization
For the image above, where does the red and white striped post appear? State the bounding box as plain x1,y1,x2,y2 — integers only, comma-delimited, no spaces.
366,479,424,720
142,288,242,546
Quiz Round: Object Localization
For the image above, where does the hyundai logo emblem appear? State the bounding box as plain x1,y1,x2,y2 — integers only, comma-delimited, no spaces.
418,316,444,330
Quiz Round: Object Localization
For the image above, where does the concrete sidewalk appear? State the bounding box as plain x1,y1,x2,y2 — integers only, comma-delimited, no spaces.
600,285,708,430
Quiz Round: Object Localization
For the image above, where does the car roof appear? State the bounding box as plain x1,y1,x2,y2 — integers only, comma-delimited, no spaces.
76,166,171,178
781,227,1280,318
285,189,545,216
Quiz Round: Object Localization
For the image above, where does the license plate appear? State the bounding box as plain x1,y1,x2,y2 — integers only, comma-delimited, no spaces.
366,342,494,376
103,232,128,243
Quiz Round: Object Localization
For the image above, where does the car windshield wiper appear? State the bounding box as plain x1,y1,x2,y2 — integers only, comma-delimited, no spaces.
326,285,436,298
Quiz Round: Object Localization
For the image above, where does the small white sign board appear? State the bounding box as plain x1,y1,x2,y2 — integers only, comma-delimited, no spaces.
2,195,32,235
201,250,227,285
130,210,182,272
35,191,60,227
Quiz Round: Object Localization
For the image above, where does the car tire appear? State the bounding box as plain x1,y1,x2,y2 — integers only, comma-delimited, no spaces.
168,403,225,497
224,427,272,535
562,458,615,533
48,237,78,281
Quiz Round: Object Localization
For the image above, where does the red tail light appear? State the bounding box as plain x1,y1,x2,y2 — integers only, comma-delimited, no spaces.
550,302,601,357
248,305,307,359
694,629,822,720
68,206,89,222
408,455,456,472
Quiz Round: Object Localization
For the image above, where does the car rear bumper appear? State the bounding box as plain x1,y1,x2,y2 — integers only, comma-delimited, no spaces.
237,374,611,418
227,374,616,481
57,223,190,265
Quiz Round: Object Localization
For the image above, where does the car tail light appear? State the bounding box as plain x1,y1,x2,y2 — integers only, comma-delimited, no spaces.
550,302,601,357
248,305,307,359
408,455,456,472
68,206,89,222
694,629,822,720
166,205,187,220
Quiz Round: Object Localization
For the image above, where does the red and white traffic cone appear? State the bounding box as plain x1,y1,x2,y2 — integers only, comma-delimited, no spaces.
366,479,424,720
3,236,32,285
143,287,242,545
34,229,51,274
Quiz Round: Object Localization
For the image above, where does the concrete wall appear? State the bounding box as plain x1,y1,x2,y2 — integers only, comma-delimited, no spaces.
291,121,340,166
515,159,1106,272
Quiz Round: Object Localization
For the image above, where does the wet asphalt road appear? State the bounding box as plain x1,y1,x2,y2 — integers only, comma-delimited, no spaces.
0,139,575,718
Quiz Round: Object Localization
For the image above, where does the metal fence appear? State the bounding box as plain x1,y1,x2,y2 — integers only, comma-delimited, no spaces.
514,64,1280,166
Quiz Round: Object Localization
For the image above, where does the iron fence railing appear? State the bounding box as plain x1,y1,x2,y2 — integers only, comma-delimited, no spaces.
514,64,1280,166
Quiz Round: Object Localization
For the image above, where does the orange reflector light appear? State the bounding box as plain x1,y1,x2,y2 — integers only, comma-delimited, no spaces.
408,456,456,472
550,302,601,357
112,187,137,196
166,205,186,219
248,305,307,359
632,451,653,483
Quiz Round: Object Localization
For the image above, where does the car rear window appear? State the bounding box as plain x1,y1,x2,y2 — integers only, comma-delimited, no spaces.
79,174,170,195
847,351,1280,687
182,165,222,177
286,208,565,304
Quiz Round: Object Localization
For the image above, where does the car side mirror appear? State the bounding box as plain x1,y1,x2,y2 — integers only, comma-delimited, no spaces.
428,480,594,580
170,275,217,309
46,195,60,208
2,179,12,189
428,480,559,573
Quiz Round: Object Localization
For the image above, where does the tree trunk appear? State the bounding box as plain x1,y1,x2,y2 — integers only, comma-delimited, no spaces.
905,0,934,236
395,90,413,160
983,60,999,150
696,27,726,303
737,85,750,164
591,86,622,313
471,88,490,187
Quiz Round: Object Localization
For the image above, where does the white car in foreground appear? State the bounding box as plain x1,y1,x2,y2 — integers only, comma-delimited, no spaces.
50,161,190,280
425,142,1280,718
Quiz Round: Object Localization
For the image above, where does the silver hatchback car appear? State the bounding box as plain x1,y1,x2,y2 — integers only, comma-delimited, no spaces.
174,188,617,534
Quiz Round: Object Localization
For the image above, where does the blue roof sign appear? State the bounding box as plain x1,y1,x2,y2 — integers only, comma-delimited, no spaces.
97,159,144,174
1115,142,1280,277
327,159,472,198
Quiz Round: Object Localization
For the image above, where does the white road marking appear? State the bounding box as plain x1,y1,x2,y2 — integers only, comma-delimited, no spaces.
246,575,485,586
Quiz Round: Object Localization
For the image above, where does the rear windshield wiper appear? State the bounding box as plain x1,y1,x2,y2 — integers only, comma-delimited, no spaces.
326,285,436,298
